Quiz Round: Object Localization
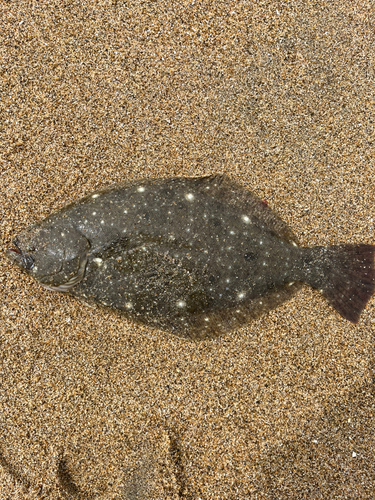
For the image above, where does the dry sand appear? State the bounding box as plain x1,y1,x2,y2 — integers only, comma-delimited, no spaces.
1,0,374,498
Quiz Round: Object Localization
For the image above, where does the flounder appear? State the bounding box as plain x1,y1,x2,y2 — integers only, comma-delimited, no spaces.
6,175,375,339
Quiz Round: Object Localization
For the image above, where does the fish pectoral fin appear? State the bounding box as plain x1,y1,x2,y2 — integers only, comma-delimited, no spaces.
90,235,166,261
90,236,130,259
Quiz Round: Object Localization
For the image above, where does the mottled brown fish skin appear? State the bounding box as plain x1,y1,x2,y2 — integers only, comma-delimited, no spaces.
6,175,375,339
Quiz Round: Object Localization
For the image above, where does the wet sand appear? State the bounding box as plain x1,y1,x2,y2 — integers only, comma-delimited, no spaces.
1,1,374,498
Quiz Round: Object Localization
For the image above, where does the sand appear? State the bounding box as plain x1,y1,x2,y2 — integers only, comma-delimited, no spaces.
1,0,374,498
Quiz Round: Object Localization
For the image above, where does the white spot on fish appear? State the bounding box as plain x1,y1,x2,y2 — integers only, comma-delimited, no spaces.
92,194,99,199
238,292,246,299
177,300,186,308
242,215,250,224
185,193,195,201
137,186,145,192
93,258,103,266
125,302,133,309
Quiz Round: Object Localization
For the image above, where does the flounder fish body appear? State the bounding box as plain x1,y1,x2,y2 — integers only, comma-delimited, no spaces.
6,175,375,338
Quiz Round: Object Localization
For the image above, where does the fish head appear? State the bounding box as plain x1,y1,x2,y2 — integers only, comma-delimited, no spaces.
6,223,90,291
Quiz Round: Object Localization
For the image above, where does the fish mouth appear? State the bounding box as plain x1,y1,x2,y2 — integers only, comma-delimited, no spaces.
8,246,22,255
6,245,23,266
6,240,35,270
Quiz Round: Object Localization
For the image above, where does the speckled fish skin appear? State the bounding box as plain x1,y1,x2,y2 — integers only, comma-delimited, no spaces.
6,175,375,339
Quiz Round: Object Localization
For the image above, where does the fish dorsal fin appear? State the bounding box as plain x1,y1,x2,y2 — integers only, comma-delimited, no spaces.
191,175,299,245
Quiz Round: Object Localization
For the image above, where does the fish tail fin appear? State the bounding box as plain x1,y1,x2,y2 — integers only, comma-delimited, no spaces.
306,244,375,323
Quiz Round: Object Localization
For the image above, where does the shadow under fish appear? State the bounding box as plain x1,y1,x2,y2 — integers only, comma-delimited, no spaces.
6,175,375,339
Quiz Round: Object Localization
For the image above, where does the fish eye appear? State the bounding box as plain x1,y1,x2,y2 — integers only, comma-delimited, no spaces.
23,254,35,270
